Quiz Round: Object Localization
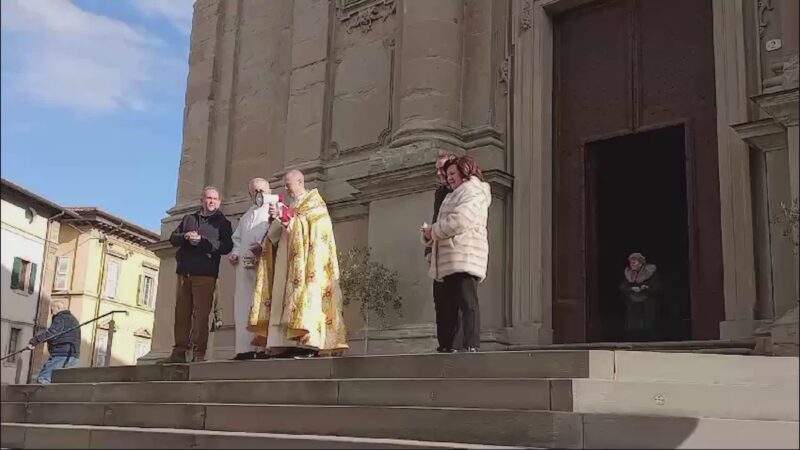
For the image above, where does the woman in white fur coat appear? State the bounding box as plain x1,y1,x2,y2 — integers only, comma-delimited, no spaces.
422,155,491,352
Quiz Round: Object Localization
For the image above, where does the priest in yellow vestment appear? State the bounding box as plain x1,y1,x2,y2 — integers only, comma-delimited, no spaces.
248,169,348,357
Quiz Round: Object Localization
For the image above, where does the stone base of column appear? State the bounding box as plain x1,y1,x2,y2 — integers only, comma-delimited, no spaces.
754,305,799,356
501,324,554,346
719,319,772,340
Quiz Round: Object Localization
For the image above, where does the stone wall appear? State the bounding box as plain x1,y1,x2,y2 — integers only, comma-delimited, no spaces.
146,0,799,360
148,0,514,360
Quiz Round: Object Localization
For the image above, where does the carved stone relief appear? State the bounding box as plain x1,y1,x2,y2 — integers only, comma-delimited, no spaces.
499,56,511,95
337,0,397,34
520,0,533,32
758,0,774,38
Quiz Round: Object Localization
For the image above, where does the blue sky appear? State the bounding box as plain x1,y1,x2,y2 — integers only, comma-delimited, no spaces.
1,0,196,233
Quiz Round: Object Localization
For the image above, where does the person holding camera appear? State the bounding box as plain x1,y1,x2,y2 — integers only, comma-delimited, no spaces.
159,186,233,364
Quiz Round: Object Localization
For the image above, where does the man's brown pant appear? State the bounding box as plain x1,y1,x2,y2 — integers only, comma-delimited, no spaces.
174,275,216,355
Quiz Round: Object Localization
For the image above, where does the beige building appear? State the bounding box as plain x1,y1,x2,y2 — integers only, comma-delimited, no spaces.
146,0,798,361
0,179,77,384
30,208,161,377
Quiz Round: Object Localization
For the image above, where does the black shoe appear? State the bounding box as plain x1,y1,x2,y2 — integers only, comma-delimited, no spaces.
232,351,256,361
272,350,294,359
293,348,319,358
436,347,456,353
254,351,270,360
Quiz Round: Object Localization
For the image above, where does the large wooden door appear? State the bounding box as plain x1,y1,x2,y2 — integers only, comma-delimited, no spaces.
552,0,725,343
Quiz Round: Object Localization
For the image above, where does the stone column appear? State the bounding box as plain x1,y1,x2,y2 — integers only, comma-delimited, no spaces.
391,0,464,146
778,0,798,58
283,0,332,168
175,0,224,206
144,0,226,363
713,0,760,339
778,0,798,205
507,0,554,345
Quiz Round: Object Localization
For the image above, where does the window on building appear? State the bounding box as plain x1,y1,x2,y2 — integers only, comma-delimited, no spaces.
94,328,109,367
137,271,156,308
4,327,22,365
102,257,121,299
134,337,150,362
10,257,37,294
53,255,72,292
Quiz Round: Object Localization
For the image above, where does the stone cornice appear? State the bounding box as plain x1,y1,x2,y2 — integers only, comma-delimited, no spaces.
389,124,505,151
349,163,438,203
752,87,799,127
350,164,514,204
731,118,788,153
484,170,514,199
328,198,369,222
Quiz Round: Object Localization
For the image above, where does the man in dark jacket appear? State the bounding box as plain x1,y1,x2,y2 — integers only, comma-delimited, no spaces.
427,153,464,353
160,186,233,363
30,299,80,384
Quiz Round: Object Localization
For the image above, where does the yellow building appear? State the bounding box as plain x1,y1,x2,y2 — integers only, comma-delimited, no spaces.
31,208,160,376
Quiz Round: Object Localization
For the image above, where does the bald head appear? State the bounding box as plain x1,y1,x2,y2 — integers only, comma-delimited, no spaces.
284,170,306,198
248,177,270,195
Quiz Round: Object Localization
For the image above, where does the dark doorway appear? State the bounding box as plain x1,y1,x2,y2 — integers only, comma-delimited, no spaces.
586,125,692,342
551,0,725,343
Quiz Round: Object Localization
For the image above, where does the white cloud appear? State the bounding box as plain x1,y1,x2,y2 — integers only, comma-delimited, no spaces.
0,0,188,114
134,0,195,35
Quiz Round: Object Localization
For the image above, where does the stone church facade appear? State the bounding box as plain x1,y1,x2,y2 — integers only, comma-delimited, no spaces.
145,0,798,360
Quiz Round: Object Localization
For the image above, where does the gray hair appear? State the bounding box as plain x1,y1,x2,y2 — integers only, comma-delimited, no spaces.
201,186,221,198
249,178,270,191
51,299,68,311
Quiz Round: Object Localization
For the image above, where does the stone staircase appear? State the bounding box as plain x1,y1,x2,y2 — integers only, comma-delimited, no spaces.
2,350,798,448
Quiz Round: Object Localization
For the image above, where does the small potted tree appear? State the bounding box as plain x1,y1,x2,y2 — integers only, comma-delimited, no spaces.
338,246,403,354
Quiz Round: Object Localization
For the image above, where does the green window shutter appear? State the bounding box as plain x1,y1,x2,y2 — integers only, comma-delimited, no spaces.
136,274,142,306
28,262,38,294
11,258,22,290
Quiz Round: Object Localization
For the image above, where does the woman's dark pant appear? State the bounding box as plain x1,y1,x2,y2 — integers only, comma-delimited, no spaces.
435,272,480,350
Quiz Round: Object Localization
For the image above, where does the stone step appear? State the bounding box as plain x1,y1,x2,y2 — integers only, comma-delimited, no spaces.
3,403,797,449
53,350,617,383
0,401,582,448
611,351,799,385
4,377,797,421
52,350,799,385
561,379,799,421
507,339,756,353
0,423,528,449
1,378,559,410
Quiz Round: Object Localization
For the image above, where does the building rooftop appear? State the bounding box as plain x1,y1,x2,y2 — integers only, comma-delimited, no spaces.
1,177,81,219
64,207,160,246
1,178,160,246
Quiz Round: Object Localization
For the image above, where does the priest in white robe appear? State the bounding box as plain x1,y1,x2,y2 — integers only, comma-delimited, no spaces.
228,178,273,360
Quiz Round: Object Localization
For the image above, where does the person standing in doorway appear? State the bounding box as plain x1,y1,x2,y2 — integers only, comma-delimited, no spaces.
619,252,663,341
159,186,233,364
29,299,80,384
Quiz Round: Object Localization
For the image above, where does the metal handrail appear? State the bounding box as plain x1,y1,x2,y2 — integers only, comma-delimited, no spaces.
0,310,128,362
